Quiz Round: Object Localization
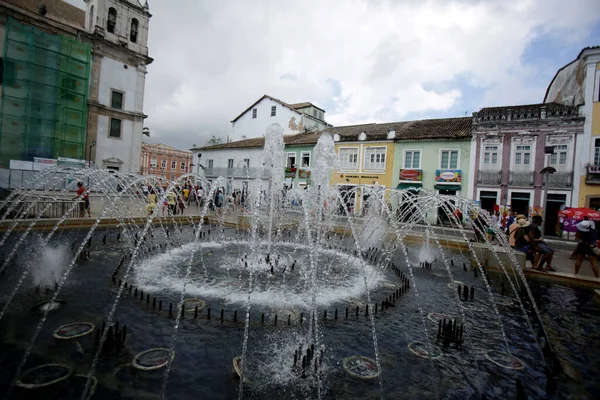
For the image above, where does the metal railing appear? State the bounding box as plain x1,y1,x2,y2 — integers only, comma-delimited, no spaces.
1,199,80,219
508,171,534,186
546,171,573,189
586,166,600,184
477,170,501,185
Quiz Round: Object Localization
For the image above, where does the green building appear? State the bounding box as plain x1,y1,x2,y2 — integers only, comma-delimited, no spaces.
0,17,91,167
283,132,320,188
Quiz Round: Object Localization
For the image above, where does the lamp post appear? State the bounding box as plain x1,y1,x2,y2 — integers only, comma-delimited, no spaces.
88,140,96,167
540,145,556,235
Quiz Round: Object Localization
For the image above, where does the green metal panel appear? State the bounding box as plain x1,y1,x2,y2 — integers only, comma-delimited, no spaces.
0,17,91,166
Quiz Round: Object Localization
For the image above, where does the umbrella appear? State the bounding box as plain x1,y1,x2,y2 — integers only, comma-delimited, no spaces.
558,207,600,221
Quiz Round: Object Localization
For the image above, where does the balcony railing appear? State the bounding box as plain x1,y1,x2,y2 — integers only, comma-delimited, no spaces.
204,167,271,179
586,165,600,184
546,171,573,189
508,171,534,186
477,170,501,185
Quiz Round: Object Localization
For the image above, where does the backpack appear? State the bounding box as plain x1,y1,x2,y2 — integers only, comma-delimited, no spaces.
514,226,530,247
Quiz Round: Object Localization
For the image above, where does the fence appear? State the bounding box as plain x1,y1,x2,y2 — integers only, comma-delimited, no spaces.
1,198,79,219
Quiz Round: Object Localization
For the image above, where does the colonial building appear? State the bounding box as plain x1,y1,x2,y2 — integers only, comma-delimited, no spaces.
543,46,600,209
392,117,472,224
0,0,152,173
230,94,331,142
191,132,320,194
328,123,397,215
469,103,584,236
140,143,192,181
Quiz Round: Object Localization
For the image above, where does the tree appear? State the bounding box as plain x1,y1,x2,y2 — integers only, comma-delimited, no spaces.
206,135,223,146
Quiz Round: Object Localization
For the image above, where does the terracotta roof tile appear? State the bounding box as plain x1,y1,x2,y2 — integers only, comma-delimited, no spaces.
2,0,85,29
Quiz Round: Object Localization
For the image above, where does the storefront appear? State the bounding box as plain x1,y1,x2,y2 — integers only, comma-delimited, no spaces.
435,169,462,225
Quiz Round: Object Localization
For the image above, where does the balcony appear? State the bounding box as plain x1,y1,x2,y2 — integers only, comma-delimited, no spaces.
508,171,534,186
477,170,501,185
546,171,573,189
204,167,270,179
586,165,600,184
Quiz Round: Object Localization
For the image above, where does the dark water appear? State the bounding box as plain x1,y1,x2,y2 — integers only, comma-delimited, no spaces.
0,227,599,400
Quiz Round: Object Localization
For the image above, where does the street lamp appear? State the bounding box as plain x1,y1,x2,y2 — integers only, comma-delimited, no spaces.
540,145,556,235
88,140,96,167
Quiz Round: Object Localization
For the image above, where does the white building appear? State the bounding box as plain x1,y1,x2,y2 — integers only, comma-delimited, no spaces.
84,0,152,173
230,94,331,141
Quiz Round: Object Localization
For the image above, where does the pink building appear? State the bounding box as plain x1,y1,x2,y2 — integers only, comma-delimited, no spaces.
140,143,192,181
470,103,584,236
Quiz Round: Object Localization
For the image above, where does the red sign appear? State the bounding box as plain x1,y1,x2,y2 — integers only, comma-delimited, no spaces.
399,169,422,182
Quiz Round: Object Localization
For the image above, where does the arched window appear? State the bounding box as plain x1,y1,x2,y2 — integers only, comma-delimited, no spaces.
89,5,94,30
130,18,139,43
107,7,117,33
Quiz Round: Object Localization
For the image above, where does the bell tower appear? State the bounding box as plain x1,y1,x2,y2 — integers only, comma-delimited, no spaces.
84,0,151,56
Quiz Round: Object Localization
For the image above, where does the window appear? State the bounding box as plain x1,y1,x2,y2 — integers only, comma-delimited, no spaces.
364,147,386,170
440,150,459,169
483,145,498,165
0,58,15,86
594,139,600,166
161,160,166,168
171,161,176,169
549,145,568,165
228,159,234,169
313,109,317,117
170,174,175,181
111,90,123,109
252,108,257,118
107,7,117,33
60,76,77,100
243,158,250,168
89,5,94,30
319,112,323,120
109,118,121,138
404,150,420,169
180,162,186,171
514,145,531,165
130,18,138,43
339,148,358,170
301,152,310,167
287,153,296,168
208,160,214,169
271,106,276,117
150,158,157,167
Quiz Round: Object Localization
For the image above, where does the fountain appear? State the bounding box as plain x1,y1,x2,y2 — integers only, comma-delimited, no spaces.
0,123,598,399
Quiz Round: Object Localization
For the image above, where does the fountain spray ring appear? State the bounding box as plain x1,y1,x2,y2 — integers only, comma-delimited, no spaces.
32,299,66,312
485,351,525,370
408,341,443,359
343,356,379,380
132,348,175,371
53,322,95,339
427,312,455,324
182,298,206,313
15,364,73,389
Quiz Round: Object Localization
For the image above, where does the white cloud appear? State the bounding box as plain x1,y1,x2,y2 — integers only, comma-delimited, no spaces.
64,0,600,149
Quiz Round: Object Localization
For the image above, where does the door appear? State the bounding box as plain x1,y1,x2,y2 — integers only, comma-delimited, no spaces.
510,192,530,218
479,191,497,214
338,186,356,215
438,189,456,225
544,194,566,236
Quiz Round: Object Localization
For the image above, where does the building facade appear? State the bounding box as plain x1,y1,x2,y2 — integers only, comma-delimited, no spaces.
230,94,331,142
0,0,152,173
392,117,472,224
140,143,192,181
543,46,600,209
469,103,584,235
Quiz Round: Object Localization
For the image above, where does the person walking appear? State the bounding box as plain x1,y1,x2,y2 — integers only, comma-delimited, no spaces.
573,220,600,278
146,188,157,215
166,190,176,215
73,182,91,218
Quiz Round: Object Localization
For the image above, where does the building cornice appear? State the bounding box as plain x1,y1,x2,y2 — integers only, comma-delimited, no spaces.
88,101,148,119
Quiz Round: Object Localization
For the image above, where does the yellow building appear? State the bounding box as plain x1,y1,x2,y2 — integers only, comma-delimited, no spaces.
327,124,396,214
544,46,600,208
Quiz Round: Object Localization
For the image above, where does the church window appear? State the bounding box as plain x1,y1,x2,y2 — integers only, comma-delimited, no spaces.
107,8,117,34
130,18,139,43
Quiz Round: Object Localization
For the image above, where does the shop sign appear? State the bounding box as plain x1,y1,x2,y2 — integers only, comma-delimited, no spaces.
57,157,86,168
298,169,311,179
435,169,461,183
399,169,422,182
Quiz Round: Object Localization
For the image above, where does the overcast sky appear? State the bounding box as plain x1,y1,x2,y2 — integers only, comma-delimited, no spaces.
66,0,600,150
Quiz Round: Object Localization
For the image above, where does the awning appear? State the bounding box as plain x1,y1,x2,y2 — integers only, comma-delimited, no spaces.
435,184,461,191
397,183,422,190
511,194,531,201
480,194,498,199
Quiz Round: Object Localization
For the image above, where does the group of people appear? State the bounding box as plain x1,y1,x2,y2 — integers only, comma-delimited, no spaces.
141,182,209,216
505,213,599,277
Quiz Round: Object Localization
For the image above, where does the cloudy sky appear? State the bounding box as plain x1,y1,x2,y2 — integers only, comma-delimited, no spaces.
66,0,600,150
